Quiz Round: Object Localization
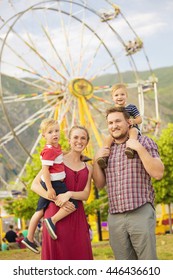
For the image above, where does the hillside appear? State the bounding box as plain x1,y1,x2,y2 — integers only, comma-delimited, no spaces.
0,66,173,186
1,66,173,125
93,66,173,124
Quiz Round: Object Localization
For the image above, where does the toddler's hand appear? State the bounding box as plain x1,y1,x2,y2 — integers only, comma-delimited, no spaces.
47,188,56,200
129,119,134,126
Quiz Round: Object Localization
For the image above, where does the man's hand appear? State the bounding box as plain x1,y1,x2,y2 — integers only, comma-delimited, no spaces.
94,146,110,161
126,139,141,152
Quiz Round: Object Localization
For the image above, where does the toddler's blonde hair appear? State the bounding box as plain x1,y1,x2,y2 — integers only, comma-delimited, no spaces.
40,118,59,135
111,83,128,97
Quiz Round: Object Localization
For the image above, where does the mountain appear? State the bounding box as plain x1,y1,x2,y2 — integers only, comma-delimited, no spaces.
0,66,173,186
93,66,173,124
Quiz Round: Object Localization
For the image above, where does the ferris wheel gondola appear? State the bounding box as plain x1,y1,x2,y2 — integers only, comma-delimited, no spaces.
0,0,160,188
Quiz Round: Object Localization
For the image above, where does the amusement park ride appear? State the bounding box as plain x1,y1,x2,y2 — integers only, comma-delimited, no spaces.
0,1,163,238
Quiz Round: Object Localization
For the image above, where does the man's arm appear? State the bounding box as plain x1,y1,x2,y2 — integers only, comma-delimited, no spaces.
92,147,109,189
126,138,164,180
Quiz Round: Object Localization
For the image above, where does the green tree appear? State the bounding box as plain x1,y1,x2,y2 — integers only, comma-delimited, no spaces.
84,187,108,220
152,123,173,233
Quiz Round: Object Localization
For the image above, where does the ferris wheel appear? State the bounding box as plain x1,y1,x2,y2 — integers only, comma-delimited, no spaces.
0,0,160,188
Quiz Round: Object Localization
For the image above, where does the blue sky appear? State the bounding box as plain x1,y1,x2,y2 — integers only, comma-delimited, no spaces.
114,0,173,70
0,0,173,78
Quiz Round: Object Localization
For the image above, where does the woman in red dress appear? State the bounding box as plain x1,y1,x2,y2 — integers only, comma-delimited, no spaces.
31,126,93,260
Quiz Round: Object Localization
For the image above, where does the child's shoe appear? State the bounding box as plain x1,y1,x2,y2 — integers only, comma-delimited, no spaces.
44,218,57,240
21,237,40,254
80,155,92,162
125,147,135,159
97,157,108,169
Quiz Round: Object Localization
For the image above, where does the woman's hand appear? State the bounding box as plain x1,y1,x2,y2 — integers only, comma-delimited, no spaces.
61,201,76,212
55,192,72,207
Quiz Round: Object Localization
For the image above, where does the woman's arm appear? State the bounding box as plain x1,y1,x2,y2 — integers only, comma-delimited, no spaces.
31,170,53,200
31,170,75,211
55,164,93,206
42,166,56,199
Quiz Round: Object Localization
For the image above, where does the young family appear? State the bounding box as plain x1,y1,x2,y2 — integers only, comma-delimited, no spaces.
23,84,164,260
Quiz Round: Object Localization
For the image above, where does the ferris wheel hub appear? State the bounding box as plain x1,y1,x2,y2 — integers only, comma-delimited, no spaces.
68,78,93,99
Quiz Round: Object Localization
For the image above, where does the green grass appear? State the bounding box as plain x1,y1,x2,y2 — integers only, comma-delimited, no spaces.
0,235,173,260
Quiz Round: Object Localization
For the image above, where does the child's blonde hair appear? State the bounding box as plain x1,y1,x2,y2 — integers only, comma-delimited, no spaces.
40,118,59,134
111,83,128,97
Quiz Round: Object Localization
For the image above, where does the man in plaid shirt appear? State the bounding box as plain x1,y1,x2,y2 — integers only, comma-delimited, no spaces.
93,107,164,260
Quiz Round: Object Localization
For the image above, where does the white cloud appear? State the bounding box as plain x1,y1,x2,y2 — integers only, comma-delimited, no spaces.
1,0,173,77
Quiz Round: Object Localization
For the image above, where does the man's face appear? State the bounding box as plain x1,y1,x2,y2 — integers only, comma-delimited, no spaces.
107,112,130,141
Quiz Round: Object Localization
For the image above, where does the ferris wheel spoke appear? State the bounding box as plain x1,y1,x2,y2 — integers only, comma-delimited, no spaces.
0,36,47,84
11,5,55,81
30,7,70,80
1,76,63,105
82,39,103,78
71,99,78,127
21,33,67,82
90,61,119,82
58,95,75,124
78,97,103,147
2,93,44,103
41,24,71,78
127,55,140,81
1,144,23,168
0,20,66,88
56,2,76,77
92,93,112,105
0,37,64,92
74,1,90,76
0,175,11,188
87,99,106,115
0,100,55,147
16,10,67,82
16,65,64,88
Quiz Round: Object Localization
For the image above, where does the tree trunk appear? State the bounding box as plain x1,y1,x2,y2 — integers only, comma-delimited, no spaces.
168,203,173,234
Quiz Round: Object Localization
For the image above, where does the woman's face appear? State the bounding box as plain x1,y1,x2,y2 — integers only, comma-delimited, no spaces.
69,128,89,152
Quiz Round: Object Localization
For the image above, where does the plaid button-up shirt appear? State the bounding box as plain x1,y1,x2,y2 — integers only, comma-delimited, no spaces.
105,136,159,213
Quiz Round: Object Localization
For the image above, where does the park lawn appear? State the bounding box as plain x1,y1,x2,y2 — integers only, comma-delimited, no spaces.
0,235,173,260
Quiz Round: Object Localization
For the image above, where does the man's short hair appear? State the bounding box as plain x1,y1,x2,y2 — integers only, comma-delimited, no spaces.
106,106,130,120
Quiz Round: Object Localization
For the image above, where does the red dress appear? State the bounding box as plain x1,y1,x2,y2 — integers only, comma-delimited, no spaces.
41,165,93,260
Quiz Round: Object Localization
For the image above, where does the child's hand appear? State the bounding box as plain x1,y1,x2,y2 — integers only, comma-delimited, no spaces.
129,119,134,126
47,188,56,200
